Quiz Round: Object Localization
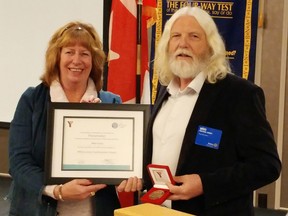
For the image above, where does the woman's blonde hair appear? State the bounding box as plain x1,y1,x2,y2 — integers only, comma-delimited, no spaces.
40,21,105,91
155,6,231,85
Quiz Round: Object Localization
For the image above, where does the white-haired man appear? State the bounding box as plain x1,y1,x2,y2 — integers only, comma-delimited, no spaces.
143,6,281,216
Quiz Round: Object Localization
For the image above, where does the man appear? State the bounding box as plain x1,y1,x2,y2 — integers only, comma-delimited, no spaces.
143,6,281,216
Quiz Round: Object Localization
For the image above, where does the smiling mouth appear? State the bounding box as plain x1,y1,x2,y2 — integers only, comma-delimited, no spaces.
69,68,83,72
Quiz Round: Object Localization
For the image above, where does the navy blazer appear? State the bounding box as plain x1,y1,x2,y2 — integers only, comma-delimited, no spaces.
8,83,121,216
143,74,281,216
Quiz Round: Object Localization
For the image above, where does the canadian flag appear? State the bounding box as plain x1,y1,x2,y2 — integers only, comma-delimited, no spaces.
108,0,156,207
108,0,137,103
108,0,156,104
141,0,157,104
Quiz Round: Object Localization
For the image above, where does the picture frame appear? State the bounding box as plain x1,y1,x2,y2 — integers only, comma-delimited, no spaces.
44,102,150,185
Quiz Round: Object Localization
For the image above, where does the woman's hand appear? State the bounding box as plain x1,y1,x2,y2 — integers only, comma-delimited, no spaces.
80,95,101,103
54,179,106,201
117,177,142,193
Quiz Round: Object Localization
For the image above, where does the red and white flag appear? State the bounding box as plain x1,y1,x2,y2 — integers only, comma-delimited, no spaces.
108,0,156,104
108,1,136,207
107,0,156,208
141,0,157,104
108,0,137,103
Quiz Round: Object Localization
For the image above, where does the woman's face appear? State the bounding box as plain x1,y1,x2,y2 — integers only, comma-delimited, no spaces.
59,42,92,87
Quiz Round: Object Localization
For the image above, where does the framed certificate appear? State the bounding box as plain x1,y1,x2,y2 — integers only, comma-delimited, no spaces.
44,102,150,185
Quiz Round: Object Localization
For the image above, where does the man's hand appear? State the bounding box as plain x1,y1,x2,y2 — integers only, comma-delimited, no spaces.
166,174,203,200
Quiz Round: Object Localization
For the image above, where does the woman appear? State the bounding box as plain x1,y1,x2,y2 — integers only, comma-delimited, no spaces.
8,21,141,216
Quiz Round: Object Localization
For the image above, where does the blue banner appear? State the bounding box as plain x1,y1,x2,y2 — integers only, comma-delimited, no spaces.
150,0,259,104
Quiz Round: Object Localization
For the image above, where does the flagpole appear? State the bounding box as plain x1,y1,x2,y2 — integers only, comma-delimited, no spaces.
136,0,142,103
134,0,142,202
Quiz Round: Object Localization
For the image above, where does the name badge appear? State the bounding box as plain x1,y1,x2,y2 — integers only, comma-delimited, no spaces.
195,125,222,149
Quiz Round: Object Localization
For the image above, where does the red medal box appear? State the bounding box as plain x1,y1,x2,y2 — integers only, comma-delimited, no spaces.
141,164,175,205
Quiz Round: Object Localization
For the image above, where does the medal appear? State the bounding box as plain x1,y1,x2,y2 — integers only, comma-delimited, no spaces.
148,189,165,200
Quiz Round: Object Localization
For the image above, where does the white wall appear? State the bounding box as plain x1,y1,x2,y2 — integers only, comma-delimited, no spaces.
0,0,104,122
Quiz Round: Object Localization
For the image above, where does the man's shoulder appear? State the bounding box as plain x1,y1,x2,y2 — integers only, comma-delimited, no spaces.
210,73,264,101
220,73,260,91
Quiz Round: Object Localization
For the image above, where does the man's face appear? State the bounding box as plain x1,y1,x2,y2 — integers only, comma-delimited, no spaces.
168,15,211,79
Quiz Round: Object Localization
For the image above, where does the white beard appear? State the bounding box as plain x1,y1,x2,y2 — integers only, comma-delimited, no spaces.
169,49,209,79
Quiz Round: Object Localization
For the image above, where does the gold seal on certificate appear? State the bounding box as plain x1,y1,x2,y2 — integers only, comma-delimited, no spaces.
148,190,165,200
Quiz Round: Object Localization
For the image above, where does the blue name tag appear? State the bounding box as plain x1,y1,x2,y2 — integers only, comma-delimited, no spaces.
195,125,222,149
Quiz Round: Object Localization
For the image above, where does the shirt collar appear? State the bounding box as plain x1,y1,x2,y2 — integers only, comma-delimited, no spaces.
50,78,98,102
167,71,206,97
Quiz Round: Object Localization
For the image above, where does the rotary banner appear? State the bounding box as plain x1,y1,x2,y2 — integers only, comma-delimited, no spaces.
150,0,259,104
